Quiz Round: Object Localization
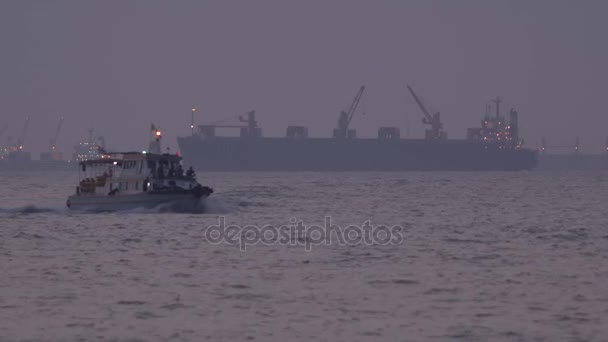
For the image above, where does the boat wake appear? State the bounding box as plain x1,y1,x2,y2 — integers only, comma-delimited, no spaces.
152,197,231,214
152,199,210,214
0,205,63,215
0,198,231,216
65,197,231,214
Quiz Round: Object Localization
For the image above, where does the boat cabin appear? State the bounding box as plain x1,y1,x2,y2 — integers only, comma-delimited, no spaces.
77,152,198,196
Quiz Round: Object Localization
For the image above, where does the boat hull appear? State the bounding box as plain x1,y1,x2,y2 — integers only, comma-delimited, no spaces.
66,192,208,212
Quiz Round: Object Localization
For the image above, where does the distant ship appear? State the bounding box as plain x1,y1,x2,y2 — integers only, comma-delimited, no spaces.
0,122,106,171
178,86,538,171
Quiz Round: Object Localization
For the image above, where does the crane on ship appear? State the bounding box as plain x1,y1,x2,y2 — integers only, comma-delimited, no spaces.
406,85,446,141
16,116,31,150
49,117,64,152
333,85,365,139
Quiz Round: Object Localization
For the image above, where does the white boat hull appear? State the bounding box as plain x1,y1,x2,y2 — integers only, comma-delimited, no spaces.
66,192,208,212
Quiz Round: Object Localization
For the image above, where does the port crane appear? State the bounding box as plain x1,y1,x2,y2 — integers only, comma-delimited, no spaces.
49,117,64,152
333,85,365,139
406,85,446,141
40,117,66,160
16,116,31,150
0,124,7,157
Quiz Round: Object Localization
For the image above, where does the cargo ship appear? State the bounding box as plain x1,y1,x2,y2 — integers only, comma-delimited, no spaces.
178,86,538,171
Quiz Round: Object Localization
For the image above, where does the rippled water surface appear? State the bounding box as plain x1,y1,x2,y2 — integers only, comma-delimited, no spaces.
1,170,607,341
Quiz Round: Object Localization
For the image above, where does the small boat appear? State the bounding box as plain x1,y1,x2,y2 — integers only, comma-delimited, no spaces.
66,127,213,211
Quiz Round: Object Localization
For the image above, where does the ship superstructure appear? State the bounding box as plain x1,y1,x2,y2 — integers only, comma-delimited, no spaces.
72,129,106,162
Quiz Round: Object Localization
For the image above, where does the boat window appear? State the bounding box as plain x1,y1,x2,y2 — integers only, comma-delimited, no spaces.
135,182,139,190
125,182,129,190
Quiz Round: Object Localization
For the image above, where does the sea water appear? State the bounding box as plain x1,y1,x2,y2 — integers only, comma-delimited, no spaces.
0,170,607,341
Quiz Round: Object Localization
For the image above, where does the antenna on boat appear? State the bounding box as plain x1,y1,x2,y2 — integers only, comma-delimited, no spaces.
149,124,162,154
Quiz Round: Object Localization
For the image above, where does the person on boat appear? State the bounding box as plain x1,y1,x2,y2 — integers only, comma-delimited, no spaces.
176,165,184,178
186,166,195,179
157,164,165,179
168,165,176,178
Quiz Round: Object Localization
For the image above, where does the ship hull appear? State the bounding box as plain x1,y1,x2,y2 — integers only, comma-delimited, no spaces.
177,136,538,171
537,154,608,171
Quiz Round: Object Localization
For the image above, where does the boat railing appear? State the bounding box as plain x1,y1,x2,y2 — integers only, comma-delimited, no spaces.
95,175,108,187
79,179,97,193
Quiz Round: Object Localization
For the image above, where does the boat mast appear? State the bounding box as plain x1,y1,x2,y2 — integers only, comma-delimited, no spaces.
149,125,162,154
191,107,196,136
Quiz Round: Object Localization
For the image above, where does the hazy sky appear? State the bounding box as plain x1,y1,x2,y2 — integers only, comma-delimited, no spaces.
1,0,607,157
